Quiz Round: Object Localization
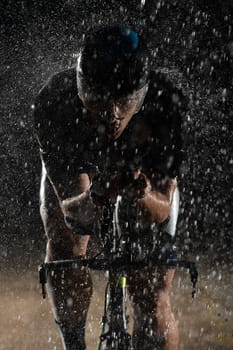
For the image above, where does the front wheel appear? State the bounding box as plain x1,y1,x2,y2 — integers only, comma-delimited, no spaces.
99,330,133,350
97,275,133,350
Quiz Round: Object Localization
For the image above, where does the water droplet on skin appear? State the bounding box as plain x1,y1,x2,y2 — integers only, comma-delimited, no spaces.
67,298,73,307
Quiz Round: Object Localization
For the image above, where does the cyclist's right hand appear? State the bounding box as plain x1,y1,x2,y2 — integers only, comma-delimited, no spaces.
90,173,119,205
90,168,132,193
62,190,100,228
90,170,149,203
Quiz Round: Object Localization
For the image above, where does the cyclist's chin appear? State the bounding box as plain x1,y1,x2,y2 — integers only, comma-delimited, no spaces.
107,126,125,139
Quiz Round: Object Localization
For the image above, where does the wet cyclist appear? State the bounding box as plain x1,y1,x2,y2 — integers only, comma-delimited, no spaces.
34,25,187,350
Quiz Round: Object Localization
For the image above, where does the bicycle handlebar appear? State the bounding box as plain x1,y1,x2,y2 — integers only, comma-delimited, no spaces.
39,257,198,299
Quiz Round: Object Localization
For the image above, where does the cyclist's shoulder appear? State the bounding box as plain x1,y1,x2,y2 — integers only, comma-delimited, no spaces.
146,70,188,111
139,70,188,133
34,67,78,113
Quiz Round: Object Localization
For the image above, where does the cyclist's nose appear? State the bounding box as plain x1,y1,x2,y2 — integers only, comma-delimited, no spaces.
101,109,121,124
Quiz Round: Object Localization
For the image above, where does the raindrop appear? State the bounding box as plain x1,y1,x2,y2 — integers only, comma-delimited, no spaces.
141,0,146,7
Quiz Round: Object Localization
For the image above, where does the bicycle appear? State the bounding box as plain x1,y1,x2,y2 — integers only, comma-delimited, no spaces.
39,196,198,350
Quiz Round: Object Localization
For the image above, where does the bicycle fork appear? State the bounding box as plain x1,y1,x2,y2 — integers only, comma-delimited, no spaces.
97,273,132,350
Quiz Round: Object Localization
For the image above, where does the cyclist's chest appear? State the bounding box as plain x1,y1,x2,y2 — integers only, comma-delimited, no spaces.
74,115,155,172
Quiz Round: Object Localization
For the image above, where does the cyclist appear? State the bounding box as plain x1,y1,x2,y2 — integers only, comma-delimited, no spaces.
34,25,187,350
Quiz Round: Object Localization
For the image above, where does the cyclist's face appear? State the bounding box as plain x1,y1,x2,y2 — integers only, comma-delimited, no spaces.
77,74,147,139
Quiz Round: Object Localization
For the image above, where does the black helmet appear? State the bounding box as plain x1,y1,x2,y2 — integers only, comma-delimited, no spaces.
78,25,150,97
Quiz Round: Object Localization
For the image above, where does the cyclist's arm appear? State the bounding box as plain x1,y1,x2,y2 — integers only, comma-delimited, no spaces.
34,80,98,233
136,80,187,223
135,173,177,224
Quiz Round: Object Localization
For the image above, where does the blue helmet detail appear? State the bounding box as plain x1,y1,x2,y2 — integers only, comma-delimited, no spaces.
107,27,139,61
120,27,139,51
81,26,148,94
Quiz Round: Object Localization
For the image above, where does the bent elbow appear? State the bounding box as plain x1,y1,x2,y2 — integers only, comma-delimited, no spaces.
139,195,171,224
154,208,170,224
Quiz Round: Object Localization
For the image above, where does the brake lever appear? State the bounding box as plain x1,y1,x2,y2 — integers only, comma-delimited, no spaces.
38,264,47,299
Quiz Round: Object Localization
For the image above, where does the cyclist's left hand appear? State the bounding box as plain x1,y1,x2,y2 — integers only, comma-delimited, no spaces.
90,173,120,205
123,171,152,199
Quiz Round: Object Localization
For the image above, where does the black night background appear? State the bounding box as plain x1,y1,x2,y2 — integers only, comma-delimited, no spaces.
0,1,233,348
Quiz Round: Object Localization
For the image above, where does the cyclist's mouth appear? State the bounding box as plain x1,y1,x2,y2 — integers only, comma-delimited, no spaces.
106,122,121,138
95,117,123,139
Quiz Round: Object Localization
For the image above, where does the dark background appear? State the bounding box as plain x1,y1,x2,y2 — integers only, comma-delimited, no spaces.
1,0,233,271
